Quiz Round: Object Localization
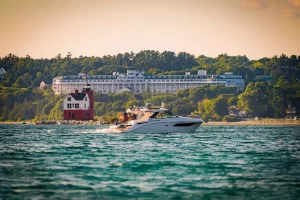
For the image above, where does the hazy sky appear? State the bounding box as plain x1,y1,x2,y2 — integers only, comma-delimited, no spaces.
0,0,300,59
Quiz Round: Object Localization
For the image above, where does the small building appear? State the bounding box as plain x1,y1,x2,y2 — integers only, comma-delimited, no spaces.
63,83,94,120
254,76,272,83
40,81,50,89
0,67,6,80
286,105,296,118
229,106,246,117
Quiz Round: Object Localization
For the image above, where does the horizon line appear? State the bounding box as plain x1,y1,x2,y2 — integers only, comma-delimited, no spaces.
1,51,299,61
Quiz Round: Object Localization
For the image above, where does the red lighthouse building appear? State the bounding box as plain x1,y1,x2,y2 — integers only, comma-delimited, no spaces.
63,83,94,120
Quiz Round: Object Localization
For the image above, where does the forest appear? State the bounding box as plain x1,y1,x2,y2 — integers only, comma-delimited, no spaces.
0,50,299,122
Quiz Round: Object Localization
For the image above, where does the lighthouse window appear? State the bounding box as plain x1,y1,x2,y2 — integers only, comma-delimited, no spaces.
75,104,79,108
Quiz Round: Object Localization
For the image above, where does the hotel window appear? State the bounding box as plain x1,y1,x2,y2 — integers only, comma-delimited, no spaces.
85,97,87,101
75,104,79,108
67,104,72,108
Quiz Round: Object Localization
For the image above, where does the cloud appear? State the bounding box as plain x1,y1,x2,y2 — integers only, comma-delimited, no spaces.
289,0,300,8
285,0,300,19
241,0,268,9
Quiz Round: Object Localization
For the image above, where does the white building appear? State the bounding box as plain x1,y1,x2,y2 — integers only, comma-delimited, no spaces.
0,67,6,80
52,69,245,95
39,81,50,89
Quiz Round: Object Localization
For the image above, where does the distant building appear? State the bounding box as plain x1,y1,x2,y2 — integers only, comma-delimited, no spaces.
63,83,94,120
0,67,6,80
52,69,245,95
254,76,272,83
229,106,246,117
40,81,51,89
286,105,296,118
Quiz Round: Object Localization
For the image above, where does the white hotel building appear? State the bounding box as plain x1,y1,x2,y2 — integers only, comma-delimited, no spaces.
52,69,245,95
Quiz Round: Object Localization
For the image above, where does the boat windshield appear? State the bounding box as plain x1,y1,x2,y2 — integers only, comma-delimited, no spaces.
150,110,178,119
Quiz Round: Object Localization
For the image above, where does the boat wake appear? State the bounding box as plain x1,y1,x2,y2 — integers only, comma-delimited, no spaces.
95,128,122,134
71,127,121,134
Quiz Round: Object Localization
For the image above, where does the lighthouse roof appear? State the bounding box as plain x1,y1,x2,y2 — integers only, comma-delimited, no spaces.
70,93,87,101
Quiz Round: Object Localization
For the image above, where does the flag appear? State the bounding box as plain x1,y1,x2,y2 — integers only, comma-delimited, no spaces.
129,58,133,61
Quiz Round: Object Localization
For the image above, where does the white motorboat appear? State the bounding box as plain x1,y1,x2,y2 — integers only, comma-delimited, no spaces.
108,103,203,133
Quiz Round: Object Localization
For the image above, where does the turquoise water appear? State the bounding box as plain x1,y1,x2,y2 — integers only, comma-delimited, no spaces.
0,125,300,199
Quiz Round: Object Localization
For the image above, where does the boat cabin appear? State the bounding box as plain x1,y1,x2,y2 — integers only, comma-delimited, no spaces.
142,109,178,120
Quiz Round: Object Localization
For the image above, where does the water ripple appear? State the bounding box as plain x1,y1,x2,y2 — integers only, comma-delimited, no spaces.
0,124,300,199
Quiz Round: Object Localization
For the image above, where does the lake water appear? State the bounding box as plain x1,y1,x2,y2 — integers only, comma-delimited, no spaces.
0,124,300,199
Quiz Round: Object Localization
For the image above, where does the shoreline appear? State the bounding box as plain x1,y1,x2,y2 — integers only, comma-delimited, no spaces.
202,120,300,126
0,121,33,125
0,120,299,126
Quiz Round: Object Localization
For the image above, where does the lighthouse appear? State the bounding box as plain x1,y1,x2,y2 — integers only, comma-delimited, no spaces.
63,82,94,120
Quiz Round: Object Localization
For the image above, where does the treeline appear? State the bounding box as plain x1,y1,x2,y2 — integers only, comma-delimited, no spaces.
0,85,237,122
196,80,300,121
237,78,300,118
94,85,237,122
1,79,299,122
0,87,64,121
0,51,300,121
1,51,300,88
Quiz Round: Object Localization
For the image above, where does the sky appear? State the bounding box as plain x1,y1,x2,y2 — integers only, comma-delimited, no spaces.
0,0,300,60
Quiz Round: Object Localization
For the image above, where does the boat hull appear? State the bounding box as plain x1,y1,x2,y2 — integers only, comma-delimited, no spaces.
122,119,202,133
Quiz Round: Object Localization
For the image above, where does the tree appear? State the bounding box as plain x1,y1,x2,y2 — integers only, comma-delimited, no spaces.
112,101,123,111
126,100,140,108
198,98,213,121
13,77,27,88
212,95,229,120
237,82,272,117
228,96,238,106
